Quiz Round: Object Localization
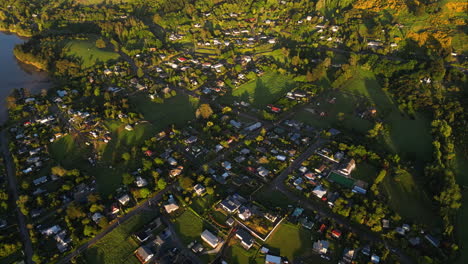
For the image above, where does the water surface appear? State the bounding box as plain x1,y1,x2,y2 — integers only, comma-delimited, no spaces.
0,31,52,123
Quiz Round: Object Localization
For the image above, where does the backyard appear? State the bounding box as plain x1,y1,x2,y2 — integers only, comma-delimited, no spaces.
173,209,205,245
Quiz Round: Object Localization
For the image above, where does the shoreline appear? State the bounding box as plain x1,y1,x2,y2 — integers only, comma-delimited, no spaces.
0,28,33,38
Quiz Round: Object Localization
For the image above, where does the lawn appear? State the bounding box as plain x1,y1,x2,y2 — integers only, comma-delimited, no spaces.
380,169,438,226
253,186,294,208
173,210,205,245
64,38,120,68
264,223,313,261
222,72,296,108
351,162,379,183
226,244,257,264
191,194,216,215
83,211,158,264
130,93,199,131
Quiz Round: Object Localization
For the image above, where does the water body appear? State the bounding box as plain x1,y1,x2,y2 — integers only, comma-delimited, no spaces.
0,31,52,123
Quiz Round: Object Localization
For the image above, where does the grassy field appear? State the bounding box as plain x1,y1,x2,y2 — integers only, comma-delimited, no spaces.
222,72,296,108
173,210,205,245
64,38,120,68
83,211,158,264
50,134,90,168
294,68,433,162
264,223,314,261
380,169,438,226
130,93,199,131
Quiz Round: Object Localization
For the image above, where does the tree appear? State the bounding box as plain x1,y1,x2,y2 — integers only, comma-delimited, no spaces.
122,173,133,185
179,176,194,191
206,186,214,195
66,204,85,220
139,188,151,199
134,64,144,76
95,38,106,49
157,178,167,190
122,152,131,161
52,166,68,177
196,104,214,119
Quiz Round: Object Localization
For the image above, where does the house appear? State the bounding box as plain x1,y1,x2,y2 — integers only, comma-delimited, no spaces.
177,57,187,62
135,176,148,187
201,230,220,248
42,225,61,236
33,176,48,186
222,161,232,170
312,185,327,198
331,229,342,239
245,122,262,132
185,136,198,144
343,248,356,262
230,120,242,129
236,229,254,249
164,199,179,214
169,166,184,177
220,196,242,213
226,218,235,226
257,167,270,177
338,159,356,176
135,230,151,243
194,184,206,196
313,240,330,254
265,254,282,264
91,212,103,223
135,246,154,264
118,194,131,206
238,206,252,221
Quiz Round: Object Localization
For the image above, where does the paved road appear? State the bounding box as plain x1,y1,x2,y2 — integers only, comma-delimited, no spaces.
0,130,34,264
56,184,175,264
265,137,415,264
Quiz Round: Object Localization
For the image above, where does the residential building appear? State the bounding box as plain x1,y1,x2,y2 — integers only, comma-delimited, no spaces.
201,230,220,248
236,229,254,249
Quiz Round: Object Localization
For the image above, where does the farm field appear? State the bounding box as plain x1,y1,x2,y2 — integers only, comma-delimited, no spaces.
83,211,158,264
222,72,296,108
64,38,120,68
